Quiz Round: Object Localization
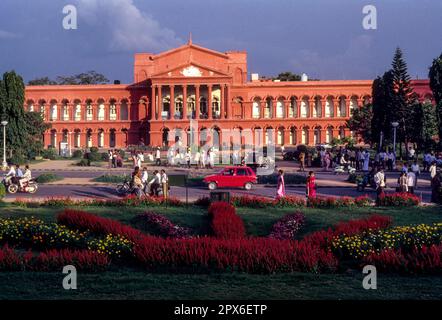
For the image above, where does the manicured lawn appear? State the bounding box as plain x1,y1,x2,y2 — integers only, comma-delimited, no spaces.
0,202,441,300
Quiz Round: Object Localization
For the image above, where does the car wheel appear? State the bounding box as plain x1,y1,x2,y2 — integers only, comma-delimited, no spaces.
244,182,252,190
208,182,217,190
8,184,18,194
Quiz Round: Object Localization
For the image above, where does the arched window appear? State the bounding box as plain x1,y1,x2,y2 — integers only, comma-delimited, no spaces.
109,104,117,121
276,99,284,118
301,128,308,145
313,97,321,118
350,96,358,112
98,104,105,121
314,128,321,145
74,130,81,148
300,98,309,118
98,130,104,147
86,104,93,121
264,98,272,118
289,97,297,118
109,129,116,148
252,98,260,119
187,96,195,119
120,101,129,120
290,127,296,145
277,127,284,145
51,103,58,121
338,97,346,117
325,97,333,118
326,127,333,143
75,104,81,121
40,103,46,120
63,104,69,121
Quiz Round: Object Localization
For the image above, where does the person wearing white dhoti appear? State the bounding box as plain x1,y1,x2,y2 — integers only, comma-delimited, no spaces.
363,151,370,171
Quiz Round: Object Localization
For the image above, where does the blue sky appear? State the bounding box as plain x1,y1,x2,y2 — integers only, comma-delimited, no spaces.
0,0,441,83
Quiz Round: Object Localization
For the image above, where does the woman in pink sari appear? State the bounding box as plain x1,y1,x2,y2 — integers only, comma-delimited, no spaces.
276,169,286,199
306,171,316,198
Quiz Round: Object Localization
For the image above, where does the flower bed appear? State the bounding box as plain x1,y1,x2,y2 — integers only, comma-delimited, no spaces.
377,192,420,207
363,244,442,274
332,223,442,259
269,212,306,240
13,195,185,208
0,245,109,272
131,212,192,239
208,202,246,239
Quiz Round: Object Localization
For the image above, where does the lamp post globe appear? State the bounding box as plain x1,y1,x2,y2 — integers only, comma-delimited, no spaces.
391,121,399,161
1,121,8,170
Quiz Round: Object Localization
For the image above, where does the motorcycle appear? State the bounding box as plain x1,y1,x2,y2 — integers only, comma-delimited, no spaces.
356,173,376,192
334,165,356,175
2,177,38,194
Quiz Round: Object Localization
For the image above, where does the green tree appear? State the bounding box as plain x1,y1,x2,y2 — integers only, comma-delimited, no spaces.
408,102,438,152
27,77,57,86
390,47,414,151
347,103,373,145
0,71,48,162
429,53,442,148
56,71,109,85
371,71,395,147
273,72,302,81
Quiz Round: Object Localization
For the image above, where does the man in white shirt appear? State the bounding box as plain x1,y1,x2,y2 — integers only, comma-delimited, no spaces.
429,161,437,179
408,147,416,161
155,147,161,166
407,169,416,194
410,161,420,188
141,167,149,194
148,170,161,196
374,168,386,204
5,164,16,185
19,165,32,189
194,150,201,168
160,169,168,199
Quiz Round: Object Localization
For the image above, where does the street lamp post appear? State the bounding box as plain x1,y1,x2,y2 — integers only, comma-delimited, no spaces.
392,121,399,162
1,121,8,170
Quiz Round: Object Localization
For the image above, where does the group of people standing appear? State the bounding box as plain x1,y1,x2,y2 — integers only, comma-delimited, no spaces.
108,149,124,168
276,169,316,200
131,166,169,199
167,147,217,169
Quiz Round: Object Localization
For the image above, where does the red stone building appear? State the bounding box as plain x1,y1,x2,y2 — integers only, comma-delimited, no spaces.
24,39,434,150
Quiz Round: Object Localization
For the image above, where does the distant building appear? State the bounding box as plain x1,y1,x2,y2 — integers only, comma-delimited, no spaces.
25,39,434,149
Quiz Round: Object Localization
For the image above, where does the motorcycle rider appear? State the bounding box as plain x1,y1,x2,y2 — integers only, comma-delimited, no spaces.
4,163,16,185
19,165,32,190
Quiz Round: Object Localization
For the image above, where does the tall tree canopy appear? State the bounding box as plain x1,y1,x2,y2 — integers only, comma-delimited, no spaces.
273,72,302,81
0,71,49,162
346,103,373,145
28,71,109,86
429,52,442,148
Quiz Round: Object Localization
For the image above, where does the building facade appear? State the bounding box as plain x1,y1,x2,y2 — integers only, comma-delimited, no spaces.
24,39,434,150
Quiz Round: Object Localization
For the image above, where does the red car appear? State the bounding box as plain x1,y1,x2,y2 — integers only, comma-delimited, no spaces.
203,166,257,190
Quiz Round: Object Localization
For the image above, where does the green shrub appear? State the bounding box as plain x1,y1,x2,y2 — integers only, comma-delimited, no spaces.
93,174,130,183
100,152,109,161
90,147,99,153
35,173,64,184
86,152,102,162
7,153,26,165
347,173,363,184
42,148,59,160
0,183,6,200
72,150,83,159
77,159,91,167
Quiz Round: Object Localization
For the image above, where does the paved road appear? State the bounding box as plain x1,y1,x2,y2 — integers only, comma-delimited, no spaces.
4,184,431,203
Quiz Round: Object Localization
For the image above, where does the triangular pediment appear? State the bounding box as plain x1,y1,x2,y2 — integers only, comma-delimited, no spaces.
151,62,230,78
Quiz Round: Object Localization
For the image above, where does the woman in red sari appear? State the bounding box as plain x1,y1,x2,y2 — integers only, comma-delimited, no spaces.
306,171,316,198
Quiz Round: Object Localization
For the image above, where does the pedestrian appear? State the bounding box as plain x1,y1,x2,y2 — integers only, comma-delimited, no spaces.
298,151,305,172
131,166,143,198
374,168,386,205
431,172,441,204
306,171,316,199
160,169,169,200
397,172,408,193
411,160,420,189
363,150,370,171
132,151,138,168
141,167,149,195
155,147,161,166
406,169,416,194
148,170,161,196
194,149,201,168
386,151,394,171
408,146,416,161
276,169,285,199
429,161,437,179
185,148,191,168
137,151,143,168
108,149,113,169
208,148,215,169
324,151,331,171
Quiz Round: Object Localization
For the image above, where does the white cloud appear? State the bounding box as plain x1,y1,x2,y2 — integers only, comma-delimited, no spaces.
0,30,20,39
76,0,181,52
